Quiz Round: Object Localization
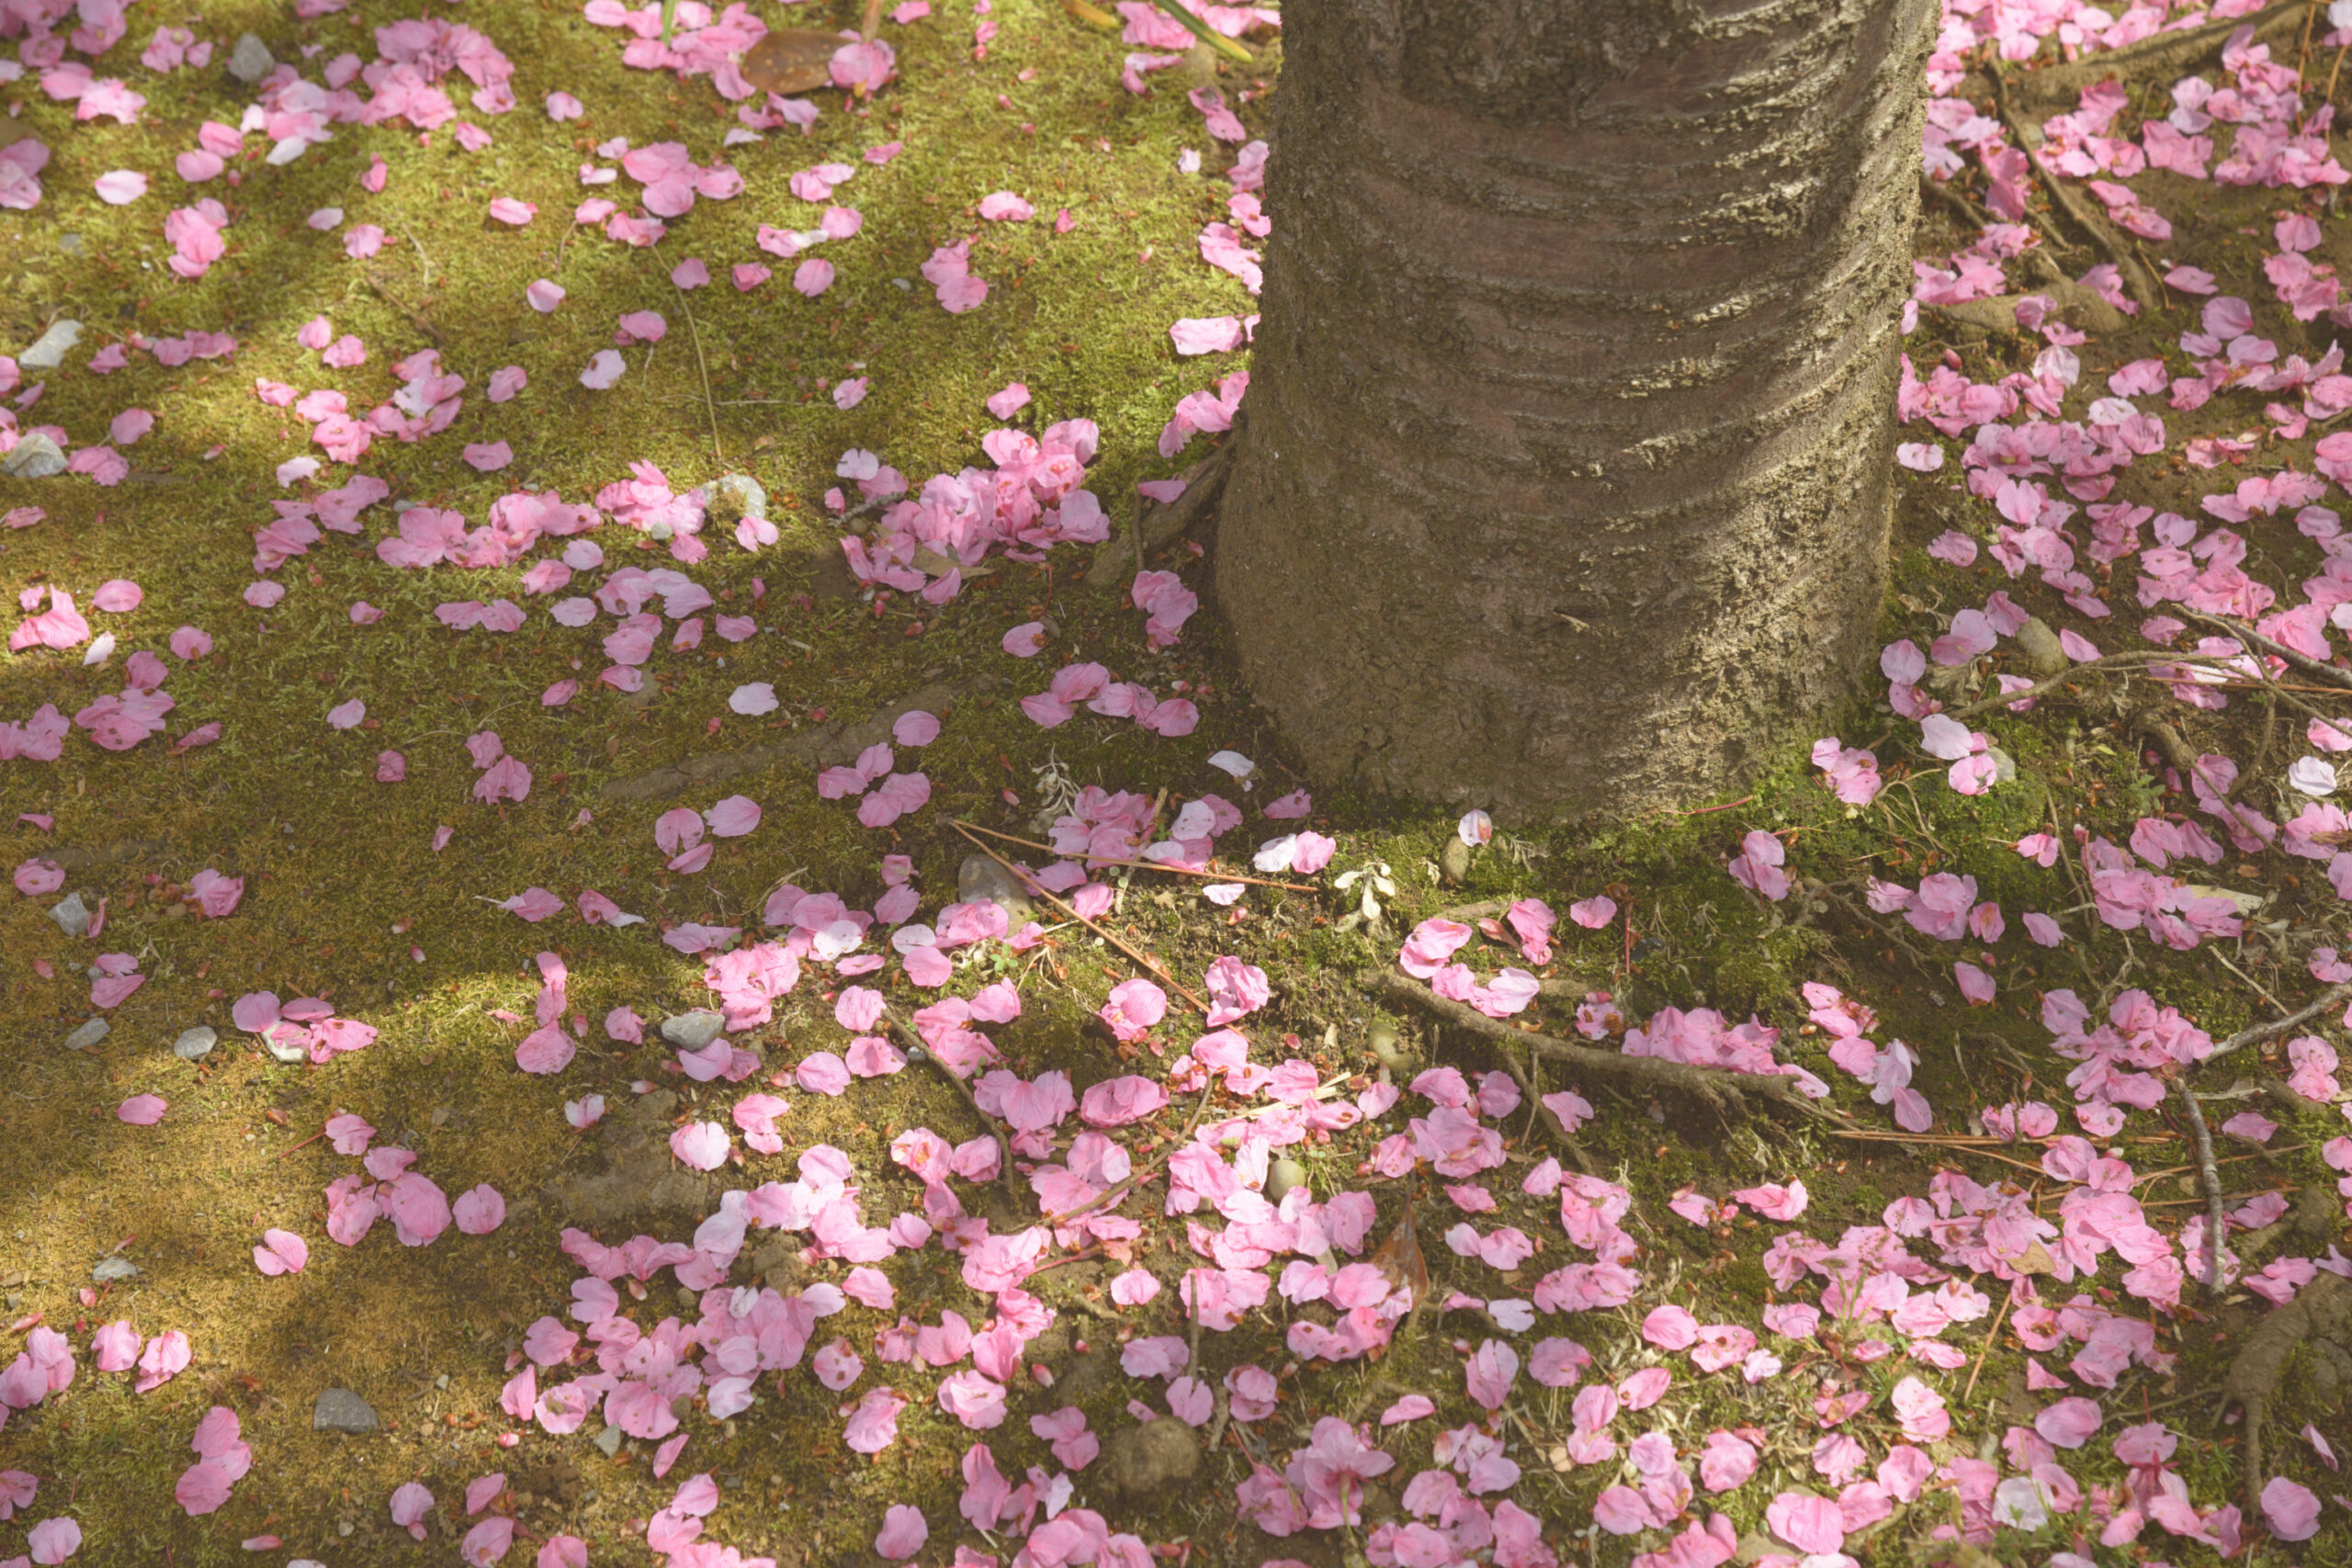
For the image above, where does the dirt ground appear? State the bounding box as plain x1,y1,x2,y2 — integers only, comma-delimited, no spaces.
3,1,2351,1566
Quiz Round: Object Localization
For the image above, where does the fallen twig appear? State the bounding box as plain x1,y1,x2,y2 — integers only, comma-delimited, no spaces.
273,1128,327,1161
876,1004,1014,1195
2201,981,2352,1066
2177,1088,2227,1298
1960,1282,2015,1405
1826,1127,2045,1175
1482,1030,1600,1176
1941,652,2232,722
1045,1080,1216,1224
362,266,443,347
2132,1145,2304,1191
2179,608,2352,694
650,242,723,463
951,820,1208,1012
953,819,1320,893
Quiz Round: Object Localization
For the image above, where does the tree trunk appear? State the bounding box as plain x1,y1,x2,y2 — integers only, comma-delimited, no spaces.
1216,0,1936,817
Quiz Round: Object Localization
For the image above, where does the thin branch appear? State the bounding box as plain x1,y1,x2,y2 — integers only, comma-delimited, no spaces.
2177,1087,2228,1298
2200,981,2352,1067
1826,1128,2045,1175
1046,1080,1216,1224
1961,1283,2015,1405
1942,652,2226,722
2178,608,2352,693
662,246,725,464
875,1004,1014,1196
954,818,1320,892
950,820,1209,1013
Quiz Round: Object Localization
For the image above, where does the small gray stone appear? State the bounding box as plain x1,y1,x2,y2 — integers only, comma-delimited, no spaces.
92,1256,139,1282
313,1388,379,1433
1366,1022,1410,1072
660,1010,726,1051
2,433,67,479
47,891,90,938
704,473,768,528
258,1028,307,1065
62,1018,110,1051
1439,837,1472,886
1106,1417,1199,1495
958,853,1036,928
2015,616,2066,678
1266,1157,1307,1204
174,1026,219,1062
17,319,82,371
593,1424,625,1458
227,32,274,85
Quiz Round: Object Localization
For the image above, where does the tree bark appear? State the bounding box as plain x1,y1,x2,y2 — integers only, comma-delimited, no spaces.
1216,0,1936,817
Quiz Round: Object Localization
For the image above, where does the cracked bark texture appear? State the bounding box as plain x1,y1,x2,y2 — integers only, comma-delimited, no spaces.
1217,0,1936,816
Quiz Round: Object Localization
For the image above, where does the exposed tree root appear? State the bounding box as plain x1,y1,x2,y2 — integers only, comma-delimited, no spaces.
1084,437,1238,591
600,675,997,801
1988,66,2162,311
2213,1271,2349,1517
1367,972,1842,1122
1923,285,2130,341
2009,2,2305,105
2129,708,2200,782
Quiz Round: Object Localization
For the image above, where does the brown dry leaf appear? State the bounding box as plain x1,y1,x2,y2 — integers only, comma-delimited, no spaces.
741,0,884,96
739,30,846,96
1371,1184,1429,1309
2010,1237,2057,1276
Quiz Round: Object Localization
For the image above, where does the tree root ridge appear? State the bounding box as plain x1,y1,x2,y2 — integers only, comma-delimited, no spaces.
600,675,998,801
1367,971,1842,1122
2213,1271,2349,1517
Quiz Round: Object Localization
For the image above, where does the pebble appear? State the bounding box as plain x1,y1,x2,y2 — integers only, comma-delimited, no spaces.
958,853,1036,928
2015,616,2066,678
1439,838,1471,886
2,433,67,479
312,1388,379,1433
593,1424,625,1458
17,318,81,370
660,1010,726,1051
47,891,90,938
1266,1157,1307,1204
173,1026,219,1062
91,1257,139,1282
1366,1022,1410,1071
704,473,768,526
258,1030,307,1065
1106,1417,1199,1495
62,1018,109,1051
227,32,274,84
